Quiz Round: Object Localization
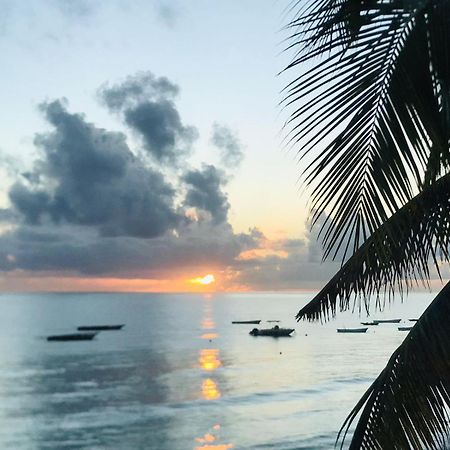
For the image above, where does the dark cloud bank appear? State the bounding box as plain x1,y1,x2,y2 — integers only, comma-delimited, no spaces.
0,71,336,289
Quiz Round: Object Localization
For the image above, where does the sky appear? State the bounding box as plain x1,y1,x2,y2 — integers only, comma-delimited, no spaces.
0,0,343,292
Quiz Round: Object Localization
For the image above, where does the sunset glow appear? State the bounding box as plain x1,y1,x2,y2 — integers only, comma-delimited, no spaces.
190,274,216,285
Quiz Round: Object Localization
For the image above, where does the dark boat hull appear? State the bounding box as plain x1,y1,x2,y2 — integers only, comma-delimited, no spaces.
77,325,124,331
337,328,368,333
361,321,378,326
47,333,97,341
232,320,261,324
398,326,413,331
373,319,401,324
250,328,294,337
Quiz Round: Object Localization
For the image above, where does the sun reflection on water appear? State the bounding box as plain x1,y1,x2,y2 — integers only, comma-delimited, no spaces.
202,378,221,400
199,349,221,371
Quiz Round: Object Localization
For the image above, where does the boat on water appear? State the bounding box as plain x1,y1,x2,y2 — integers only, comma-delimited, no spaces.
409,318,419,322
361,321,378,326
398,326,413,331
249,326,294,337
77,324,124,331
232,320,261,324
267,320,281,323
373,318,401,324
47,333,97,342
337,327,368,333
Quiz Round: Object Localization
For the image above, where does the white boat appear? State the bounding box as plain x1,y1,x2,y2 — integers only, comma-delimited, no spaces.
249,326,294,337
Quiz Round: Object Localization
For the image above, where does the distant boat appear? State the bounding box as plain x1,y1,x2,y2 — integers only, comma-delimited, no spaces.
267,320,281,323
77,325,124,331
409,318,419,322
232,320,261,324
373,319,401,324
398,326,413,331
47,333,97,342
337,327,368,333
361,321,379,326
249,326,294,337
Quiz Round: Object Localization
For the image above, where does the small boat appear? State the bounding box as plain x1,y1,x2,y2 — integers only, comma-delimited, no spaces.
47,333,97,342
409,318,418,322
267,320,281,323
249,326,294,337
232,320,261,324
337,327,368,333
373,319,401,324
398,326,413,331
77,324,124,331
361,321,379,326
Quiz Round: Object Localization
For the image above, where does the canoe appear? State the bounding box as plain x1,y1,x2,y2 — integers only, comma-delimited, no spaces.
47,333,97,342
361,321,379,326
398,326,413,331
249,327,294,337
77,324,124,331
373,319,401,324
337,327,368,333
232,320,261,324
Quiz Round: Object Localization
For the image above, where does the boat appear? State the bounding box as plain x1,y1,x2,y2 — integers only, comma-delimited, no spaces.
361,321,379,326
398,326,413,331
373,319,401,324
232,320,261,324
267,320,281,323
249,326,294,337
409,318,418,322
47,333,97,342
77,324,124,331
337,327,368,333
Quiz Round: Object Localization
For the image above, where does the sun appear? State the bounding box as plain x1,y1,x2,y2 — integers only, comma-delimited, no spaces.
190,274,215,285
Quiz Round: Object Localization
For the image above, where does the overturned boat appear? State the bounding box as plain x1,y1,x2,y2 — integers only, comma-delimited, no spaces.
47,333,97,342
249,326,294,337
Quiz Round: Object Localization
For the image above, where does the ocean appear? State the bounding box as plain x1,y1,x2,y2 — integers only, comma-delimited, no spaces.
0,291,434,449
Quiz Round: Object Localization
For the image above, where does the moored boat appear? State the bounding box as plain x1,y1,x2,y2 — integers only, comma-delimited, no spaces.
337,327,368,333
398,326,413,331
47,333,97,342
77,325,124,331
249,326,294,337
361,321,378,326
232,320,261,324
373,318,401,324
408,318,418,322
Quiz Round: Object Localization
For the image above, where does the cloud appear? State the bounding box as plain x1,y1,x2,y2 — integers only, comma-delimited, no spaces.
155,2,179,28
211,123,244,169
183,164,230,225
9,99,183,238
98,72,197,165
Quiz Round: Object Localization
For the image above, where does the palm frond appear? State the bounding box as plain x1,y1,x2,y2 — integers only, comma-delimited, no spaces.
338,281,450,449
284,0,450,261
297,172,450,322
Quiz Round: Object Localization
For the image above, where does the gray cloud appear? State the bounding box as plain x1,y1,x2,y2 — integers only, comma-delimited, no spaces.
99,72,197,165
155,2,179,28
211,123,244,169
0,221,260,277
183,164,230,225
9,99,182,238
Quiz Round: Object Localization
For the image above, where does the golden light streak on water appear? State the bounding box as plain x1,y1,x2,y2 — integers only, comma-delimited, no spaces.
201,378,221,400
199,349,221,371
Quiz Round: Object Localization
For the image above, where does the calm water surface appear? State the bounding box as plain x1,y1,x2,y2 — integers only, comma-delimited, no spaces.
0,292,433,449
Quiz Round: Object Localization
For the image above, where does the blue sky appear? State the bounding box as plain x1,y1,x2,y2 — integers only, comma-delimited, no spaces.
0,0,341,291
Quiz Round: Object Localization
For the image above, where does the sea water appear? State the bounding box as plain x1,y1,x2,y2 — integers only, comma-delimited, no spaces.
0,291,434,449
